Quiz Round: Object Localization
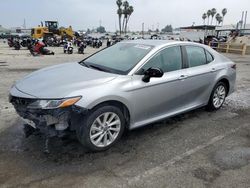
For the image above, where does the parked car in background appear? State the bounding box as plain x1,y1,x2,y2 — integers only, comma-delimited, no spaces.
9,40,236,151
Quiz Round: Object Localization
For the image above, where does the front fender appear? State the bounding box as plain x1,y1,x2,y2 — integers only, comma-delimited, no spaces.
83,95,132,112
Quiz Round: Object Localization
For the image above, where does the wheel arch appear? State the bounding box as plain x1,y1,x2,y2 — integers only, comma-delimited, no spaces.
89,100,131,128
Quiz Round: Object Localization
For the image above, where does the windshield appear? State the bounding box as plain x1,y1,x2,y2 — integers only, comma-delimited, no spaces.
80,42,153,75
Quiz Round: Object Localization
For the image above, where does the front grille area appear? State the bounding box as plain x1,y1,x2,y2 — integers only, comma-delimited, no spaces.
9,95,36,107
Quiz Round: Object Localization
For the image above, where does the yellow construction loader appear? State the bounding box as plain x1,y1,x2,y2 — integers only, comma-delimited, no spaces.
31,21,74,39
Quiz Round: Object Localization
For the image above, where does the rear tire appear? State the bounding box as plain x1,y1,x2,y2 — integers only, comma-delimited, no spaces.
76,106,125,151
206,81,227,111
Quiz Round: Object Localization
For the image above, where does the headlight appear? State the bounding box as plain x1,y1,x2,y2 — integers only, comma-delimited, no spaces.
27,96,81,109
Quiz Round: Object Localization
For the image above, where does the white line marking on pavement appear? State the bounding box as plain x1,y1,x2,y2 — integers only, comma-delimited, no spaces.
127,123,249,185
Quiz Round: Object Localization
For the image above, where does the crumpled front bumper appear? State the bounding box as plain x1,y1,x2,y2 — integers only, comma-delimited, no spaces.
9,94,87,137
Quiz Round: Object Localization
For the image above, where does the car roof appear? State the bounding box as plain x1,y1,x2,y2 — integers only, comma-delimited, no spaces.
121,39,183,47
122,39,177,46
121,39,206,48
121,39,213,52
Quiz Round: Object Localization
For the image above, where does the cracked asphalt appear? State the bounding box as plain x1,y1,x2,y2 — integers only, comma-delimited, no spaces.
0,40,250,188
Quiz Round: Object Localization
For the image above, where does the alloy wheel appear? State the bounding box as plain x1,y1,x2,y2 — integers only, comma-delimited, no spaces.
89,112,121,147
213,85,226,108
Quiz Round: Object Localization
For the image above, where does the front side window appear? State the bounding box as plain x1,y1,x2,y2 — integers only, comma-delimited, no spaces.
140,46,182,73
186,46,207,67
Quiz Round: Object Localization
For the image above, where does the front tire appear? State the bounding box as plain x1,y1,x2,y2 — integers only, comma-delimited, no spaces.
76,106,125,151
206,82,227,111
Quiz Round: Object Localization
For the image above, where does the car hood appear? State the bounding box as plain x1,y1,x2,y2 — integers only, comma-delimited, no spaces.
15,62,117,98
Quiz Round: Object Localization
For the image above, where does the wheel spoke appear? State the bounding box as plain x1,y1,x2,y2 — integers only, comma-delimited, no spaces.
219,86,225,94
94,133,105,145
213,98,218,104
108,120,120,127
103,113,109,124
107,113,116,123
103,133,108,146
91,131,103,140
216,100,219,106
91,124,101,132
91,127,101,132
109,127,120,132
96,117,103,127
107,130,114,142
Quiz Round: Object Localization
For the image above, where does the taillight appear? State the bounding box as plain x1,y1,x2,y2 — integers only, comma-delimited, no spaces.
231,64,236,69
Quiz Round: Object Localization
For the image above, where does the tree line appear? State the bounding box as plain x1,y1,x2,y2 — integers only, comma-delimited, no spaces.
202,8,227,26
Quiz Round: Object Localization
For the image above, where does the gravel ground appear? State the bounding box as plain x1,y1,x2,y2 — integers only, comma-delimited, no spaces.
0,40,250,188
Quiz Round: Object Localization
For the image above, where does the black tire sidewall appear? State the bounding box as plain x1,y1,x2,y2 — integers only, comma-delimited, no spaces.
76,106,125,151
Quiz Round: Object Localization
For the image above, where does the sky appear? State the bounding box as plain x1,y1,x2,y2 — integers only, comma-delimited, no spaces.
0,0,249,31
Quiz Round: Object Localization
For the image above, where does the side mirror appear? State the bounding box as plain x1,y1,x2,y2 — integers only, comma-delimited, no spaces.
142,67,164,83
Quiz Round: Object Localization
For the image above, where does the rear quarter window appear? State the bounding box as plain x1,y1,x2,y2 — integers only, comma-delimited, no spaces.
205,50,214,63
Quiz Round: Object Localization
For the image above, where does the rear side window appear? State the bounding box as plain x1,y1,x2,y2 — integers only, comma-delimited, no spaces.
205,50,214,63
186,46,206,67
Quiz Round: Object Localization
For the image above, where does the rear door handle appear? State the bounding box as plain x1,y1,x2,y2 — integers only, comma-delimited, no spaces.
178,75,188,80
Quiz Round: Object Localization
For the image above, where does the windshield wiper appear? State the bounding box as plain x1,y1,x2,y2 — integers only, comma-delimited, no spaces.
80,61,110,72
79,61,89,68
88,64,111,72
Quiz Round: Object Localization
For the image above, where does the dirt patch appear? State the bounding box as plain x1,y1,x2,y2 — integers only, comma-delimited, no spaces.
193,167,221,183
213,147,250,170
0,173,10,185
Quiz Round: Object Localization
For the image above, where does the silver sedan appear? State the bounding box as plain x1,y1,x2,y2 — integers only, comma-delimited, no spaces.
9,40,236,151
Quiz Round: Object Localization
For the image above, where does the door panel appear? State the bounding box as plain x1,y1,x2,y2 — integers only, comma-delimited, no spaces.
129,69,189,124
128,45,192,126
183,45,217,106
184,64,217,106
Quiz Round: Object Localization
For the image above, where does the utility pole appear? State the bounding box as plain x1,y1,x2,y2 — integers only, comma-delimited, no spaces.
238,11,244,35
115,21,117,32
157,22,160,32
23,19,26,29
142,23,145,38
241,11,244,29
243,11,248,34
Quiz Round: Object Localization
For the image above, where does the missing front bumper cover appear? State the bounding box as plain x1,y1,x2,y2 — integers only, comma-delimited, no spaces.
10,96,88,137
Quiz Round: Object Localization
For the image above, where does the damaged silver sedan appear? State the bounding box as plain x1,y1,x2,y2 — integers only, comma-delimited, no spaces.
9,40,236,151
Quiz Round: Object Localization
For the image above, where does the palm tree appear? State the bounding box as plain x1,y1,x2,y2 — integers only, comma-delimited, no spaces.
222,8,227,26
211,8,217,25
122,1,129,33
116,0,122,35
207,10,212,25
202,13,207,25
215,13,221,26
218,16,223,26
125,6,134,34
